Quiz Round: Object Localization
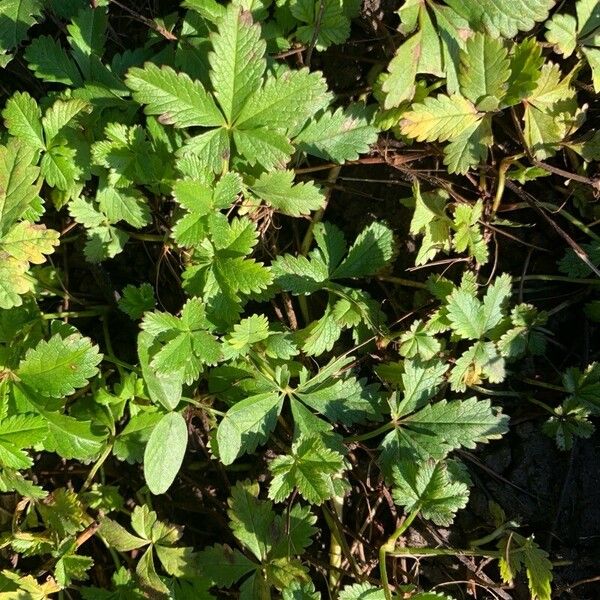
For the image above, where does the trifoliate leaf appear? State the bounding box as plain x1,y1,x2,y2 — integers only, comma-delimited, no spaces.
126,63,224,128
18,333,102,398
268,435,346,504
401,94,481,143
222,314,270,359
392,459,470,526
291,0,353,50
249,170,325,217
446,274,511,340
563,362,600,413
522,62,577,159
295,105,379,162
144,412,188,495
459,33,510,105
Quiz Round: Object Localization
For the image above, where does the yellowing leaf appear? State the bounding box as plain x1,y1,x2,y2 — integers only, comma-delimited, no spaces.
401,94,481,142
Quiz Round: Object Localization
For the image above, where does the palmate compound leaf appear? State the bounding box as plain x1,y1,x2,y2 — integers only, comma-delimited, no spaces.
268,435,346,504
444,0,555,38
400,94,482,143
143,412,188,495
17,332,102,398
392,459,470,526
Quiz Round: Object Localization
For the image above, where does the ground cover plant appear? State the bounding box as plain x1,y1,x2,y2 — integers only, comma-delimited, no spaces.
0,0,598,597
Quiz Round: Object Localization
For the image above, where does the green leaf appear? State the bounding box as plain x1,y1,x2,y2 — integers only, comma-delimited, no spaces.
394,358,448,417
232,126,293,169
563,363,600,413
217,392,283,465
268,435,346,504
249,170,325,217
143,412,188,495
0,0,43,53
236,68,330,133
0,139,41,236
227,480,274,561
446,274,511,340
333,222,394,279
24,35,83,85
545,13,578,56
197,543,256,587
1,222,59,263
505,38,544,106
295,105,379,162
126,63,224,128
392,459,470,526
18,333,102,398
118,283,156,320
2,91,44,150
66,4,108,78
339,583,385,599
291,0,352,50
42,411,107,460
380,397,508,475
209,4,266,123
382,32,421,107
400,94,481,143
444,0,555,38
458,33,510,105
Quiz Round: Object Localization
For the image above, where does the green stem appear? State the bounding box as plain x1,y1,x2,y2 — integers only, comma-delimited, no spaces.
80,444,113,492
527,396,558,414
470,521,518,547
492,154,525,216
387,546,501,558
380,509,420,600
346,421,395,443
184,398,227,417
377,275,427,289
515,275,600,285
128,232,167,243
520,377,565,392
41,308,108,320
